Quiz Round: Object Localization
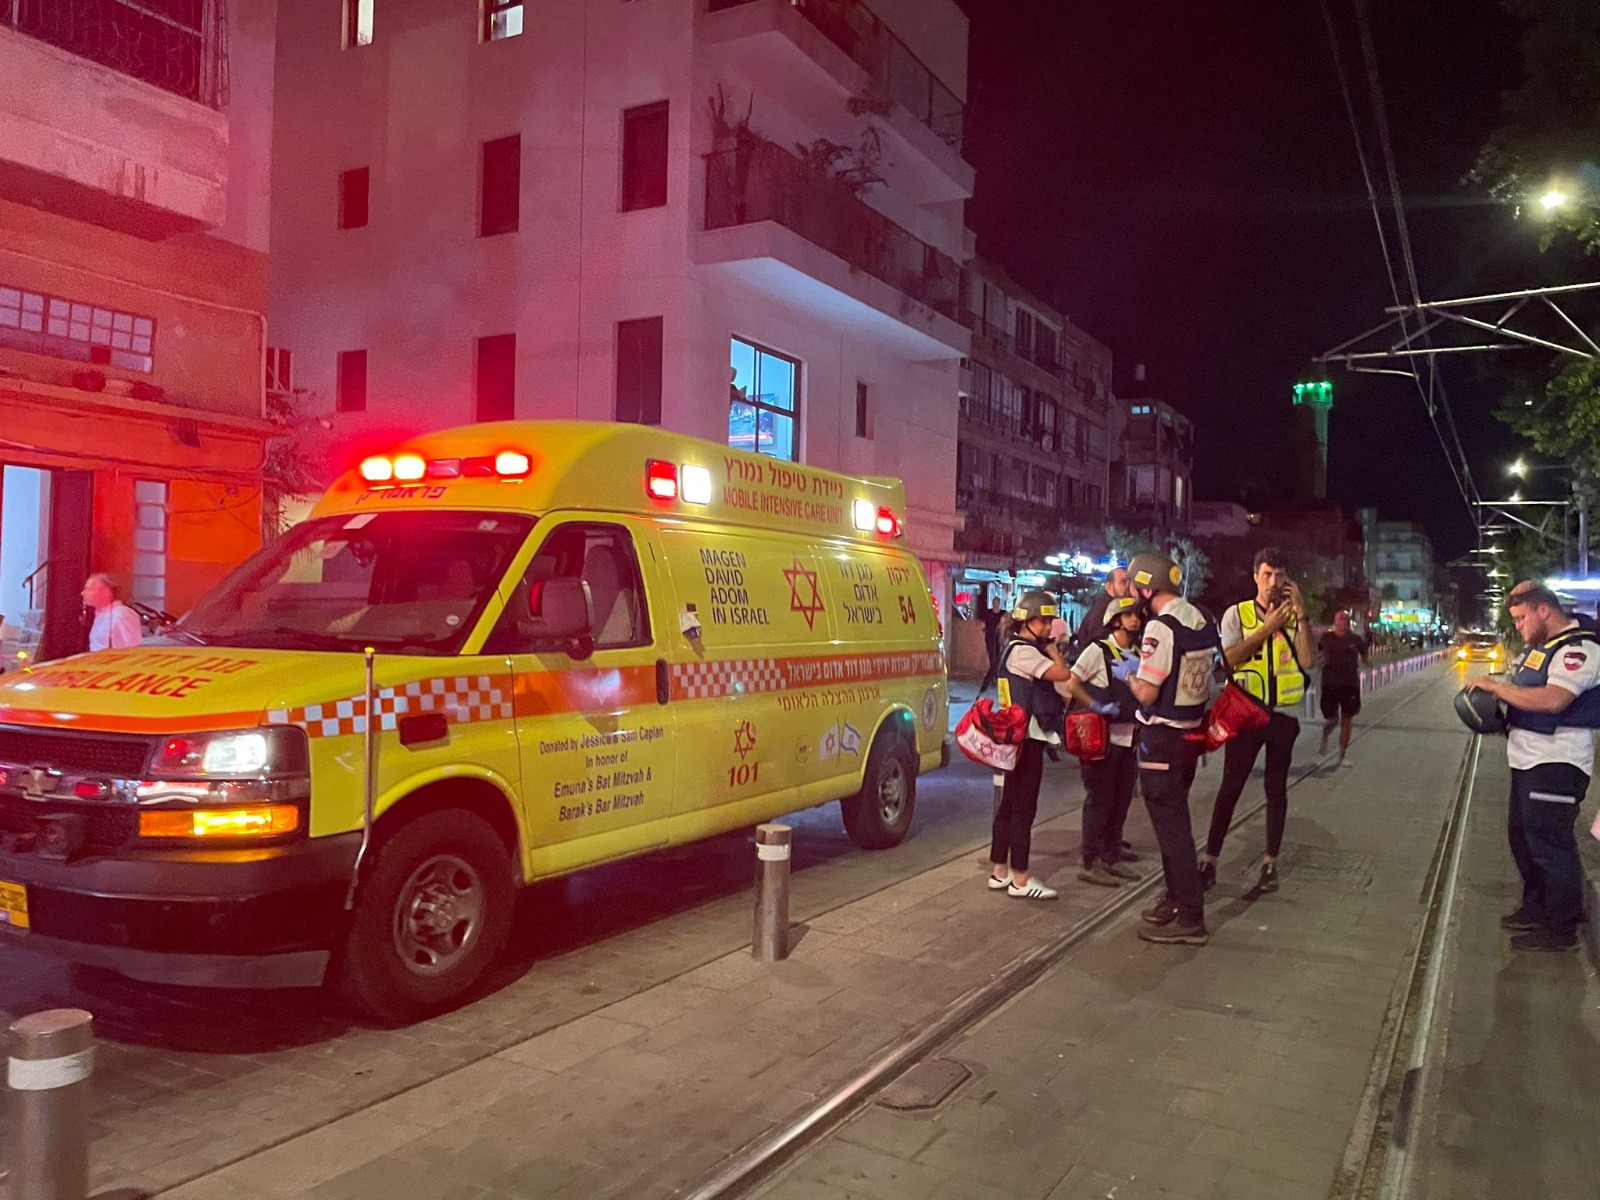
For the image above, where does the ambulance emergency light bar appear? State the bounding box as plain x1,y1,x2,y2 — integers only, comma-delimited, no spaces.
359,450,532,484
648,461,901,537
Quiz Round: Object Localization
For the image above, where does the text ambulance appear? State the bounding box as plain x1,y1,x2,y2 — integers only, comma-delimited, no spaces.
0,423,948,1020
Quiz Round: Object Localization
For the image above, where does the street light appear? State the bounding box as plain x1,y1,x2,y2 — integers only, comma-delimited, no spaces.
1540,188,1571,212
1510,458,1527,478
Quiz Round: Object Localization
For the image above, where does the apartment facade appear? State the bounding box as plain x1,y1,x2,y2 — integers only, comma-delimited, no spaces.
1113,395,1193,540
954,261,1114,571
0,1,277,664
1362,512,1436,628
268,0,974,621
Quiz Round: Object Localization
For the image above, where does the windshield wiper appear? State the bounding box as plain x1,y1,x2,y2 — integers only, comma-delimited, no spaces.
367,632,456,652
254,627,358,652
164,625,208,647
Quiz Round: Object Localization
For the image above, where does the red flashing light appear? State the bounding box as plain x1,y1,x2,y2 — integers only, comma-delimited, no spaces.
494,451,532,478
646,460,679,500
876,507,901,537
393,453,426,482
359,456,394,483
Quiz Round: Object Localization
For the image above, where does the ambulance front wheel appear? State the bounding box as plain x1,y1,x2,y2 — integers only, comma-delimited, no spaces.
334,810,515,1025
842,736,917,850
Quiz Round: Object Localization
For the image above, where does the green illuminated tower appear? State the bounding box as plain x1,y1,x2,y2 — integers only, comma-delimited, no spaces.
1292,379,1333,500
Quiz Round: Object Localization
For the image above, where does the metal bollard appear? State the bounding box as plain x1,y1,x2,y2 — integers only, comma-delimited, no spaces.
752,823,792,962
8,1009,94,1200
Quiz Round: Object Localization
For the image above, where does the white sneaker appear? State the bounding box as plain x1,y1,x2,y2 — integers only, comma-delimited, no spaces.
987,873,1012,891
1341,754,1354,769
1008,878,1059,900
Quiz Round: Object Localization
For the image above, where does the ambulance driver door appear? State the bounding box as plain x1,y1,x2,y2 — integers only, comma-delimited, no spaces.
481,517,676,877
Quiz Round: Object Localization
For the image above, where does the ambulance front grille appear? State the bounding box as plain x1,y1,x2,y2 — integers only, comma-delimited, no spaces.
0,727,154,778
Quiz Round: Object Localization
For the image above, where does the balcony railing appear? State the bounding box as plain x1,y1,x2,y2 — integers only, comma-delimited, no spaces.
705,134,961,321
5,0,227,108
708,0,963,150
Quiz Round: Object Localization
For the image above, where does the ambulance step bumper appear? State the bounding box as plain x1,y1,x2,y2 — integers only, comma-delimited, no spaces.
0,927,330,989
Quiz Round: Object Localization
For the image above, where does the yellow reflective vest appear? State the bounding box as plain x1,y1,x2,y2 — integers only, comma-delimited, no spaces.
1232,600,1306,707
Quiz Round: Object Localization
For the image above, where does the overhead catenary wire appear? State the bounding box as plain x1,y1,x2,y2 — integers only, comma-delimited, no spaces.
1320,0,1480,513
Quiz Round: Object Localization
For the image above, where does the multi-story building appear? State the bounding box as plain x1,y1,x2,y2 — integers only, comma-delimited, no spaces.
0,1,276,664
1362,511,1436,628
1113,381,1193,540
954,261,1114,570
267,0,974,620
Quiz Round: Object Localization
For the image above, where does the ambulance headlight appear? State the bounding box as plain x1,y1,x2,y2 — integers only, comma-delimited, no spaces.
147,728,311,779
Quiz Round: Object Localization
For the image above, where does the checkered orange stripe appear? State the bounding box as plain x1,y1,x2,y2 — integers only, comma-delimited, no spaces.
267,674,515,739
671,649,943,702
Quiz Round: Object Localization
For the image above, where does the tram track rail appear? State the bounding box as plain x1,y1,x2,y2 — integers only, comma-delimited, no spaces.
678,663,1452,1200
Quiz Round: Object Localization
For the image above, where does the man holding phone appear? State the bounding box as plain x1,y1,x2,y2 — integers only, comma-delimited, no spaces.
1200,548,1315,895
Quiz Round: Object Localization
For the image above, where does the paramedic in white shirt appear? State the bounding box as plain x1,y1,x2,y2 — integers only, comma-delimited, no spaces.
83,574,143,652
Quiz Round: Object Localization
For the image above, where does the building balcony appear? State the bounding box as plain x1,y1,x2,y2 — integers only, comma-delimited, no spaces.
0,12,228,237
700,0,973,205
699,135,968,360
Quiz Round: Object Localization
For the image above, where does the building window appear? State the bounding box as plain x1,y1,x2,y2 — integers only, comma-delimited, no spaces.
484,0,523,40
1015,309,1034,357
855,382,872,439
0,285,155,373
620,101,669,211
729,337,798,461
615,317,663,425
476,334,516,422
132,480,169,609
265,347,292,394
344,0,373,48
480,135,521,237
336,350,367,413
338,168,369,230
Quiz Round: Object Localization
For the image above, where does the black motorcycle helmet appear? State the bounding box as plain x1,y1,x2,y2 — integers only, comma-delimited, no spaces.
1453,686,1506,736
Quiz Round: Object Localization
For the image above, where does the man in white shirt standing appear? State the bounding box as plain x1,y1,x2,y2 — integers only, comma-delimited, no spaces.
82,574,143,652
1469,585,1600,952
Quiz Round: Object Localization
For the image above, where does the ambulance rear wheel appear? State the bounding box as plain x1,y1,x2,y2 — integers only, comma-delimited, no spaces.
842,737,917,850
335,810,514,1025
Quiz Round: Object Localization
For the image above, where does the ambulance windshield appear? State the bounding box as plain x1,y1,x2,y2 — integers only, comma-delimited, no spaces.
176,511,534,654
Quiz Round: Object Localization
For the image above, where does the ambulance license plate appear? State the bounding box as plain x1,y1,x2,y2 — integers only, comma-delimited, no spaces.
0,880,29,930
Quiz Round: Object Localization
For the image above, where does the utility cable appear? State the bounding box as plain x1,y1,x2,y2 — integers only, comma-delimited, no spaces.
1321,0,1479,512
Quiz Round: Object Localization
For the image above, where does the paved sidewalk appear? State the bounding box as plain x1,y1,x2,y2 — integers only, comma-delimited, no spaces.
754,668,1476,1200
1409,748,1600,1199
139,670,1447,1200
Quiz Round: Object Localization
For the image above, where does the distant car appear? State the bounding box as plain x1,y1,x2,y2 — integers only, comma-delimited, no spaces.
1454,634,1504,665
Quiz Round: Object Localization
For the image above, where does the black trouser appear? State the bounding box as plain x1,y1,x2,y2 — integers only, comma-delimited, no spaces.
992,738,1046,872
1081,741,1137,867
1509,762,1589,937
1206,712,1299,859
1138,724,1205,922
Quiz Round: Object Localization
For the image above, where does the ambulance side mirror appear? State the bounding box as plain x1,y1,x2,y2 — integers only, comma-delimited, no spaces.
529,577,594,661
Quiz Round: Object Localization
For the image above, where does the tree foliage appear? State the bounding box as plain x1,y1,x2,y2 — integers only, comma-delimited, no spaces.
1472,0,1600,254
1498,358,1600,498
263,388,332,536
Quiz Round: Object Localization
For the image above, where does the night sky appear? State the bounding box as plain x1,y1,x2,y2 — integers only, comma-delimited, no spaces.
953,0,1576,561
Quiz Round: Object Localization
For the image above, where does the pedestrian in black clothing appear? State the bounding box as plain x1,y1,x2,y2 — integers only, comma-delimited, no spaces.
978,594,1005,693
1317,609,1368,765
1070,566,1131,657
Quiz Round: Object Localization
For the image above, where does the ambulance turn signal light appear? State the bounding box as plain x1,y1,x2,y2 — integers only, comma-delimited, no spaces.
139,805,301,840
646,460,679,500
359,456,394,483
392,453,427,482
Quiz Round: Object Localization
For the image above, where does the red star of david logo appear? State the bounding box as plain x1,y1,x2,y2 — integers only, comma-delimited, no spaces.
784,556,826,631
733,719,757,761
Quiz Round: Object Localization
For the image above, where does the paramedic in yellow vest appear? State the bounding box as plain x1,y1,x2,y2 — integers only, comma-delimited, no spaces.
1199,547,1314,895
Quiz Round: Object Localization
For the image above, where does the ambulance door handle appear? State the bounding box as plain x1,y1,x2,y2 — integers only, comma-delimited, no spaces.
655,658,670,705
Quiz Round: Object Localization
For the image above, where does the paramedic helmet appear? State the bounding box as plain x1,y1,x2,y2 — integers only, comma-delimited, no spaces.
1452,686,1506,736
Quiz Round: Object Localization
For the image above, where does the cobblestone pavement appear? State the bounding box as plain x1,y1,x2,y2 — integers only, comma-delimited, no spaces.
103,667,1450,1199
0,743,1083,1196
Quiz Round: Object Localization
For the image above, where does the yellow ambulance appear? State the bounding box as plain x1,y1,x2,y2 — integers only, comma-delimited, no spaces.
0,422,948,1020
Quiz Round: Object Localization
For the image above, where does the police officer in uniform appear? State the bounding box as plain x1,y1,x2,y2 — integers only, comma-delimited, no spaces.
1123,553,1219,945
1200,547,1314,895
1469,585,1600,951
